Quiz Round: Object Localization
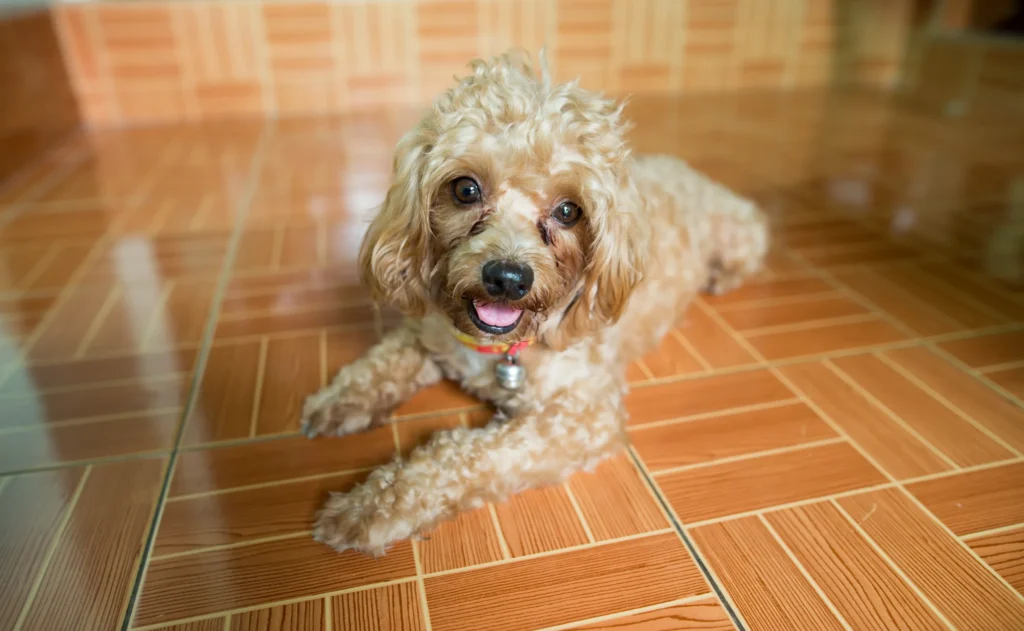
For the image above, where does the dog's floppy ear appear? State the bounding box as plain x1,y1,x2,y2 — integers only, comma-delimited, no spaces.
546,167,648,349
359,128,434,315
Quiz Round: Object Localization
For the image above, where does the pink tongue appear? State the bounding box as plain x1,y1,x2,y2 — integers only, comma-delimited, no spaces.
474,301,522,327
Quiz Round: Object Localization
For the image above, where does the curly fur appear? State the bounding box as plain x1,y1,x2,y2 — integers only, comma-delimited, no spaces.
302,51,769,555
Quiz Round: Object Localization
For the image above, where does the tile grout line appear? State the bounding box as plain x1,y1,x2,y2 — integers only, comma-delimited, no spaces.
709,289,842,312
823,358,960,470
830,499,958,631
12,466,92,631
649,437,846,478
741,313,882,338
150,531,312,562
960,522,1024,542
533,594,715,631
411,540,433,631
248,336,269,438
626,447,750,631
758,515,854,631
120,126,274,631
682,482,899,530
874,351,1024,458
629,397,803,432
167,468,373,503
72,285,122,359
138,283,176,350
562,482,596,544
486,503,513,560
979,358,1024,374
670,328,713,371
0,450,172,479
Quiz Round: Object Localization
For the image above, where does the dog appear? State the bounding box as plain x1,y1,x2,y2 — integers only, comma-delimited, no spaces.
301,51,769,555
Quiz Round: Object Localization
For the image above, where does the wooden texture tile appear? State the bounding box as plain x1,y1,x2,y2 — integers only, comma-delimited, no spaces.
969,526,1024,596
0,410,179,472
424,533,708,631
705,277,833,306
657,441,886,524
566,596,734,630
779,362,952,478
640,332,706,378
690,517,846,630
567,455,668,541
880,266,1009,329
940,330,1024,369
169,430,395,497
765,502,948,630
17,459,165,631
675,306,758,368
834,268,964,336
717,295,867,331
832,353,1013,467
988,366,1024,400
907,462,1024,536
331,582,423,631
494,485,590,557
631,402,835,472
394,380,481,417
626,369,794,426
883,347,1024,453
418,507,505,574
256,333,322,435
839,489,1024,629
2,376,186,429
746,317,907,361
183,340,262,443
231,598,326,630
395,414,464,458
0,468,85,629
155,472,363,556
150,619,226,631
136,538,416,626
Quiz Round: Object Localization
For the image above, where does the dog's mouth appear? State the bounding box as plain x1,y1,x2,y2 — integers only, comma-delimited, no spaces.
466,299,523,335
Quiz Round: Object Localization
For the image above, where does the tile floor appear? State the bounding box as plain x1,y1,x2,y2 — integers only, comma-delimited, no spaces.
1,91,1023,631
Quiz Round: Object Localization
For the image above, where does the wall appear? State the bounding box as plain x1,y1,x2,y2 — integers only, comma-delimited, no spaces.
0,3,80,182
52,0,916,127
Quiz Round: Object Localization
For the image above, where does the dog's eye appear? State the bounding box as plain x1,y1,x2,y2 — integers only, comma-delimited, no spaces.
553,201,582,227
451,177,482,205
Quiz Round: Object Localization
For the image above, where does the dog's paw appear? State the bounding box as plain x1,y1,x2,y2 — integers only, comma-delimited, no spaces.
312,489,401,556
301,388,389,438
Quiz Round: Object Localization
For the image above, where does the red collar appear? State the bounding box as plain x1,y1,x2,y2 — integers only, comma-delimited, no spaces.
451,328,534,356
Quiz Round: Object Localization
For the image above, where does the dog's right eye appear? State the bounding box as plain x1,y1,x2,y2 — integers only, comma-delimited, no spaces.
451,177,482,205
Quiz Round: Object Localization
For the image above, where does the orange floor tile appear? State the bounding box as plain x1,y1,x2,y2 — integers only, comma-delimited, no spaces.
1,91,1023,630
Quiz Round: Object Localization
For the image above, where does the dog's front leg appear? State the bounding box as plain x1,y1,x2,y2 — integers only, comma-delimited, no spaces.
301,324,441,437
312,390,627,555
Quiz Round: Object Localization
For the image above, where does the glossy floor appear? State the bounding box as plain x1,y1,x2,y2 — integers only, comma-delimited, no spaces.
1,91,1023,631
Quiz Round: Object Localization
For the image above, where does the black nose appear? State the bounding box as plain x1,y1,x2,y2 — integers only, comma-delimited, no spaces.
482,260,534,300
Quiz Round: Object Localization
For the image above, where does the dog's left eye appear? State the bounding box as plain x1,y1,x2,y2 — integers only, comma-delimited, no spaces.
553,201,582,227
451,177,482,205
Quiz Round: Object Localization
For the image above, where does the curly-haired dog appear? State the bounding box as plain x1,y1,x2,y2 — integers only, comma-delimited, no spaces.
302,52,768,555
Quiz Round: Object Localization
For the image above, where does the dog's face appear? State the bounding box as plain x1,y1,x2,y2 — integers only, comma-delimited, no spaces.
360,53,647,348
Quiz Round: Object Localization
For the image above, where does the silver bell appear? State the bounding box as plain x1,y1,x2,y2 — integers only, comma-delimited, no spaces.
494,355,526,390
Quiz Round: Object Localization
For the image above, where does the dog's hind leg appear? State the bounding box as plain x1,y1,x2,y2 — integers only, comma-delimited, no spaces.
301,325,441,438
701,199,770,295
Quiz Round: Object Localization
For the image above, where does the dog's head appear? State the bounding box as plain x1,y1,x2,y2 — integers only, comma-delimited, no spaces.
360,51,647,348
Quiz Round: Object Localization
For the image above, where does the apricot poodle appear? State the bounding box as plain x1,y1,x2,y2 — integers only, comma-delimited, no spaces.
302,51,769,555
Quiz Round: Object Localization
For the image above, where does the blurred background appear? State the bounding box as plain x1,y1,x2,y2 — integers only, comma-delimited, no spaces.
3,0,1023,179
